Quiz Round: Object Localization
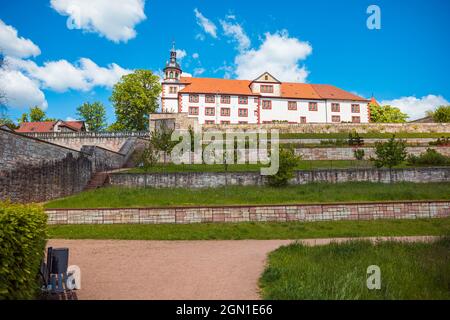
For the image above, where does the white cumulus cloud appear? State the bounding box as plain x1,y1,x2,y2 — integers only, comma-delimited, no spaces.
234,30,312,82
6,56,131,92
176,49,187,60
0,20,41,58
381,95,449,120
50,0,146,43
192,53,199,59
221,20,250,52
194,8,217,38
194,68,205,76
0,68,47,109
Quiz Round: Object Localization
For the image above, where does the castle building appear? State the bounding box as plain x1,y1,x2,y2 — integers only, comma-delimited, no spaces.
161,45,370,124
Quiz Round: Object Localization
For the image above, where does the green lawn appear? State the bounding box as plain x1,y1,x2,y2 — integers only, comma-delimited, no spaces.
48,218,450,240
259,238,450,300
125,160,374,173
279,132,450,139
44,182,450,209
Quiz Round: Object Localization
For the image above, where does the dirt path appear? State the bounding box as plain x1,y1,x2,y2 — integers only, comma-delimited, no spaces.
47,236,438,300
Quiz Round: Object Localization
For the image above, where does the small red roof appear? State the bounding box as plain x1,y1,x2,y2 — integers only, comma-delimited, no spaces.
16,120,85,133
16,121,56,133
369,97,380,106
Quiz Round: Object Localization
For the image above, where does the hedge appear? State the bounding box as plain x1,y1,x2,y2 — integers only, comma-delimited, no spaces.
0,202,47,300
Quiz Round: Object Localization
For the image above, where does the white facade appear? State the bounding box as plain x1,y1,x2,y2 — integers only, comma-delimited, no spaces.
160,48,370,125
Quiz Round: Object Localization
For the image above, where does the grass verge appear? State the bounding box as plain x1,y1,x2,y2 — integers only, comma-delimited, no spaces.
47,218,450,240
44,182,450,209
259,237,450,299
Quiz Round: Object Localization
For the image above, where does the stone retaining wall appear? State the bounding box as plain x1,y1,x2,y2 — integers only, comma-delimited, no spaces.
46,201,450,225
203,122,450,133
296,146,450,160
109,167,450,189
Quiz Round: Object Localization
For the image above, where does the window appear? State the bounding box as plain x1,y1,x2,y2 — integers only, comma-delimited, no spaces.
331,103,340,112
238,108,248,117
170,71,173,78
221,95,230,104
288,101,297,110
260,85,274,93
265,75,269,80
189,94,199,103
352,116,361,123
332,115,341,123
205,120,215,124
262,100,272,110
189,107,199,115
205,107,215,116
221,121,230,124
169,86,177,94
300,117,307,123
239,96,248,104
351,104,360,113
205,95,215,103
309,102,318,111
254,97,260,104
221,108,230,116
238,121,248,124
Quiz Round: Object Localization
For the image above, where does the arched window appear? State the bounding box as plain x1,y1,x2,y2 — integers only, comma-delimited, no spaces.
175,72,179,79
170,71,174,78
265,75,269,80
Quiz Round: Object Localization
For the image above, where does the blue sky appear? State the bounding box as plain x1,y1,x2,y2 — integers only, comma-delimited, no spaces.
0,0,449,123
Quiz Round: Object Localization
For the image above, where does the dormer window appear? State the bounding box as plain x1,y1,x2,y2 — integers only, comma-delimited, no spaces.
261,85,274,93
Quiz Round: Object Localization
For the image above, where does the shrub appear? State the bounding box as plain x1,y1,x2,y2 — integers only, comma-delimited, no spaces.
354,149,365,161
429,137,450,147
320,139,347,147
407,148,450,166
267,147,302,187
348,131,364,146
428,105,450,123
372,136,407,169
0,202,47,299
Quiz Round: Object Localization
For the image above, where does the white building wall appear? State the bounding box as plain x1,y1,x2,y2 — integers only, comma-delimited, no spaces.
325,100,370,123
161,83,185,113
180,94,259,124
259,98,328,123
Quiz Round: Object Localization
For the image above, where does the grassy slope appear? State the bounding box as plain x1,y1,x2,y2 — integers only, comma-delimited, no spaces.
125,161,375,173
260,238,450,300
44,182,450,209
48,218,450,240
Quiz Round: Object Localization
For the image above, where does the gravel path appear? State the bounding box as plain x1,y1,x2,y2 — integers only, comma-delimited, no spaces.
47,236,438,300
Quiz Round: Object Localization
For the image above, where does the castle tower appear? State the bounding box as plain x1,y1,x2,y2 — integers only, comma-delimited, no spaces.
163,41,182,82
161,42,185,113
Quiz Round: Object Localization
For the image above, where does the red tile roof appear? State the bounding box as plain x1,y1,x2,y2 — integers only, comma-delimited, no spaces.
180,77,255,95
369,97,380,106
16,120,85,133
16,121,56,133
179,77,368,101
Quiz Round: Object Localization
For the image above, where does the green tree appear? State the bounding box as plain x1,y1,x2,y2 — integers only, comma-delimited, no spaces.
110,70,161,131
372,136,407,182
18,113,29,124
76,102,107,132
106,122,127,132
150,121,177,164
29,106,46,122
427,105,450,123
369,104,408,123
267,146,302,187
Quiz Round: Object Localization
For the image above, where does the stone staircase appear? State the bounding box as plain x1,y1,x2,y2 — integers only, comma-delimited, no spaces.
85,172,109,191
